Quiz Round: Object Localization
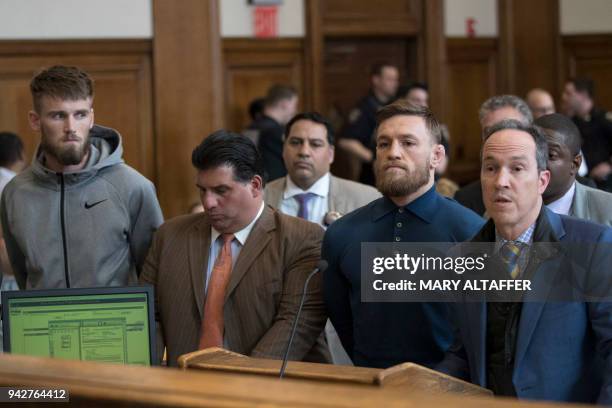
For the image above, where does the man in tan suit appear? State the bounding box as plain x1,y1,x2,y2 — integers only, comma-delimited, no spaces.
264,112,379,365
141,130,329,366
264,112,380,227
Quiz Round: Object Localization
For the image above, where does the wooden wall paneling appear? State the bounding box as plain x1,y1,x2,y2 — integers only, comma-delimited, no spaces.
497,0,515,94
562,34,612,111
0,40,154,181
153,0,224,218
321,0,421,36
446,38,499,184
498,0,561,97
305,0,324,111
421,0,447,122
223,39,305,133
322,38,414,124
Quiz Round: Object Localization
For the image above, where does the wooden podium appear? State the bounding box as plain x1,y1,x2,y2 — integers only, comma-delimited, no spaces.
178,347,491,397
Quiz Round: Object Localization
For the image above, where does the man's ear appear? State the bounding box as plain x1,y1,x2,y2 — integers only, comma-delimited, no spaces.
90,108,95,129
251,175,264,196
430,143,444,169
28,110,41,132
538,169,551,194
570,153,582,176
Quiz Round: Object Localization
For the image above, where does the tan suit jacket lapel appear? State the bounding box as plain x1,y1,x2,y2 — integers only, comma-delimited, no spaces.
267,178,286,209
328,175,347,213
225,206,276,301
189,215,211,318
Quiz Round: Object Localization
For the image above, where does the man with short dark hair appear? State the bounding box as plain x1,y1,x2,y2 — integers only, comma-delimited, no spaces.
339,62,400,185
0,132,25,194
265,112,380,227
324,100,483,369
141,130,329,366
0,131,24,310
0,65,163,289
536,113,612,226
562,78,612,187
397,81,429,107
265,112,380,365
248,84,299,182
439,119,612,404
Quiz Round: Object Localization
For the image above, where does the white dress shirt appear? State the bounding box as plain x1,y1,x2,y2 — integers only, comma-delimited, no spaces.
205,202,265,293
0,167,16,198
279,173,330,226
546,181,576,216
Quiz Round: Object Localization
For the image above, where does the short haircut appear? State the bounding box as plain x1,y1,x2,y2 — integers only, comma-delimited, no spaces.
535,113,582,156
478,95,533,125
568,77,595,99
370,61,397,77
397,81,429,98
285,112,335,146
0,131,24,167
192,130,265,185
264,84,297,108
482,119,548,172
248,97,265,121
30,65,94,112
375,99,442,144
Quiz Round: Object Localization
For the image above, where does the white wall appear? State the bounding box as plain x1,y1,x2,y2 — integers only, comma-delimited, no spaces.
561,0,612,34
0,0,152,39
221,0,304,38
444,0,497,37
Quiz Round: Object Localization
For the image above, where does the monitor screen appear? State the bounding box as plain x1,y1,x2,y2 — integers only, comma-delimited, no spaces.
2,286,156,366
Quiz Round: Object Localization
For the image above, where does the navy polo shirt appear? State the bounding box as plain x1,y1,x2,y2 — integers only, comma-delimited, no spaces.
323,186,484,368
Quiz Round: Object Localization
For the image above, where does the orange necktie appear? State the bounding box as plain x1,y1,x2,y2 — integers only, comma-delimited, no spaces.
198,233,234,349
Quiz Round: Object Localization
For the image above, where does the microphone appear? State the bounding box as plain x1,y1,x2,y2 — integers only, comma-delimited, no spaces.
279,259,328,379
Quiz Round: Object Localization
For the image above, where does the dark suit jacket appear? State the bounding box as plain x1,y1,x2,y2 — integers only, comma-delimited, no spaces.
140,205,330,366
438,207,612,404
249,115,287,182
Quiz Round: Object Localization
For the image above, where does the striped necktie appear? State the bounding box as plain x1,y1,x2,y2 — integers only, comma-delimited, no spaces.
199,233,234,349
499,241,524,279
294,192,317,220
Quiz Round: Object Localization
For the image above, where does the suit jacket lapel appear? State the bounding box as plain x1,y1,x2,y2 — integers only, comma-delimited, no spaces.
224,206,276,301
270,178,286,209
465,300,487,386
515,208,565,370
570,181,585,218
189,215,211,319
328,175,339,213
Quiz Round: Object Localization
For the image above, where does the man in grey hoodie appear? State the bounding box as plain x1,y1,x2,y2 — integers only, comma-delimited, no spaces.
0,65,163,289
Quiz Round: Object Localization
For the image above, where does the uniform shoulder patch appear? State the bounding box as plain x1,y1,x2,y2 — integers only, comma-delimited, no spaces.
348,108,361,124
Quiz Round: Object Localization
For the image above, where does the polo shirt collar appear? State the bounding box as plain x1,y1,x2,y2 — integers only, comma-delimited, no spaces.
371,185,438,223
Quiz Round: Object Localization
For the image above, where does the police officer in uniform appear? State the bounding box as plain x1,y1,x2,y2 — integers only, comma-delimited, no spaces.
338,62,399,185
562,78,612,191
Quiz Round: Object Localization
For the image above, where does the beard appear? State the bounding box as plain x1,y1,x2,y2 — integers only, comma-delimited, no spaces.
41,129,91,166
375,158,431,197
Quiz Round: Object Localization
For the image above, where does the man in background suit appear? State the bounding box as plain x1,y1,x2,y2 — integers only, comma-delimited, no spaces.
141,131,329,366
264,112,380,227
438,120,612,404
454,95,533,216
248,84,299,182
323,101,483,369
264,112,379,365
537,113,612,226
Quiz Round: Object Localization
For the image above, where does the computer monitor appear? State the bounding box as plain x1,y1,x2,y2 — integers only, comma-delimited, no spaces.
1,286,156,366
